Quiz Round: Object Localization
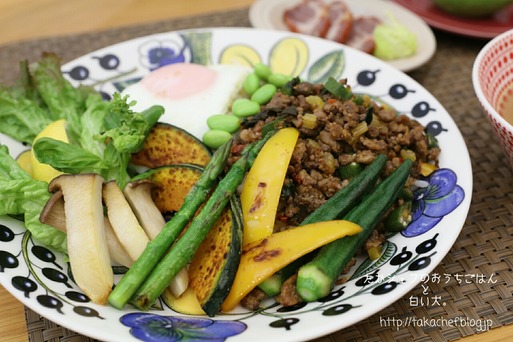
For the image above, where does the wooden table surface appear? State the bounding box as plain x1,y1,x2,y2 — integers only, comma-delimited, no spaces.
0,1,512,341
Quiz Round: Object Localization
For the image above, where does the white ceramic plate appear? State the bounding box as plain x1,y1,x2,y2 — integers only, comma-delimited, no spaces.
0,27,471,342
249,0,437,72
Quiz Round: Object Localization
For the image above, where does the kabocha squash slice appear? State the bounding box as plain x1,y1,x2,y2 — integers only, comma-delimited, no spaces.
188,196,244,317
131,123,212,168
135,164,204,215
162,286,205,315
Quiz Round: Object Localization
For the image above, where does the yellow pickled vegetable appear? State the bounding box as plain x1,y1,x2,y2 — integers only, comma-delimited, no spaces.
420,162,438,176
305,95,324,110
367,246,382,260
302,113,317,129
240,127,299,245
221,220,362,312
400,149,416,162
350,121,368,145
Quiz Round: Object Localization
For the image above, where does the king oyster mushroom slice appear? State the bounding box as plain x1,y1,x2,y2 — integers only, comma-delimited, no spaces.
40,190,66,232
123,179,166,240
102,180,150,261
40,190,134,268
122,179,189,297
169,267,190,297
103,219,134,268
48,174,113,304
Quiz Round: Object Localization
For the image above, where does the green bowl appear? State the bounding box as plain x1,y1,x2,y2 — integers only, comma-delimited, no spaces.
433,0,513,17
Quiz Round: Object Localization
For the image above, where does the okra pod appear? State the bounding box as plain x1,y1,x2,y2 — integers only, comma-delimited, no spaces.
296,159,413,302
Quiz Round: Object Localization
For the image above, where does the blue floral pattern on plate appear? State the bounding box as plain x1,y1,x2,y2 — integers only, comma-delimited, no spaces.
403,168,465,237
120,313,247,342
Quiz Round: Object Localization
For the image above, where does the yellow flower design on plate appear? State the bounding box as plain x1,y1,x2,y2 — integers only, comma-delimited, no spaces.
218,36,345,83
219,37,309,76
269,38,309,76
219,45,261,68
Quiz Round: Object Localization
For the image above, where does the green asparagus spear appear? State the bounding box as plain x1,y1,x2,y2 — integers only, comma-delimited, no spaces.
296,159,413,302
130,131,274,310
108,139,233,310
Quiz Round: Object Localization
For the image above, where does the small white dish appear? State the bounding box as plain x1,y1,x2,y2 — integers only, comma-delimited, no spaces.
249,0,437,72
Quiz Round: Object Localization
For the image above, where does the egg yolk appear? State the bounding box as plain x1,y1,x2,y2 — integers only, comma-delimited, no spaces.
140,63,218,100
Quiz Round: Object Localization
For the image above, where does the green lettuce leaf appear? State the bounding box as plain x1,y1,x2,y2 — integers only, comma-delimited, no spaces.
31,52,97,142
0,90,52,144
0,53,97,145
77,93,110,157
0,53,165,256
32,138,108,174
0,145,67,253
32,94,165,188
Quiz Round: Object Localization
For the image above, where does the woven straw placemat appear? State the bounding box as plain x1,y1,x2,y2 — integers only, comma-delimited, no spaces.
2,7,512,342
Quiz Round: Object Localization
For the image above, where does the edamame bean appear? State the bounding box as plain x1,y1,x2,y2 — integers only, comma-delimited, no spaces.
251,83,276,105
232,98,261,118
202,129,233,149
253,62,271,81
268,73,292,88
207,114,241,133
243,73,260,95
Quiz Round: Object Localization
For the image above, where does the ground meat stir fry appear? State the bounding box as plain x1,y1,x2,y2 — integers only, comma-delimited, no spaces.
231,79,440,226
229,78,441,308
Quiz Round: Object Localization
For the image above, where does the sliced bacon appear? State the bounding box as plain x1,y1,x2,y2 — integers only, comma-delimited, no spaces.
345,16,381,54
282,0,382,55
323,0,353,43
283,0,330,38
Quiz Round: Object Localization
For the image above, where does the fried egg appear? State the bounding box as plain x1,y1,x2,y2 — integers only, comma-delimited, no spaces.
122,63,250,139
